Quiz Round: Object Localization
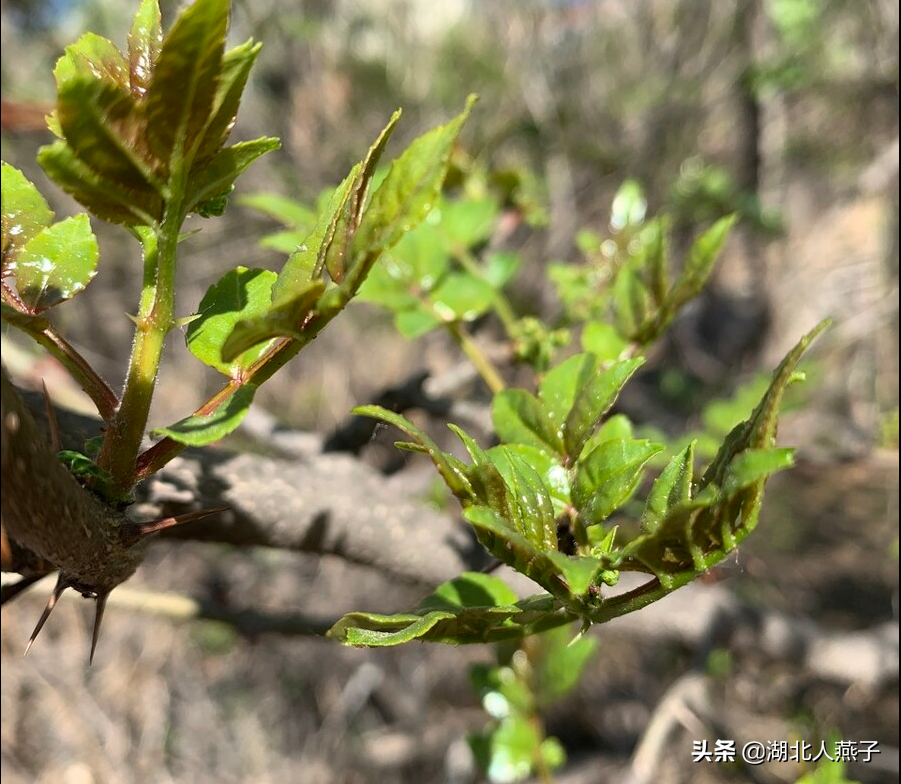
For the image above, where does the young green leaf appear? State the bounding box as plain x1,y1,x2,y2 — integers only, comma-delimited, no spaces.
486,447,557,551
327,574,564,646
353,405,476,502
417,572,519,612
641,442,695,533
15,215,98,312
492,444,570,517
57,77,160,193
273,167,360,299
667,214,738,313
492,389,559,455
54,33,130,92
186,267,279,377
153,384,257,446
613,264,652,340
128,0,162,97
351,95,476,271
324,110,401,288
220,278,326,360
642,217,670,305
37,140,162,225
721,448,795,495
185,137,280,215
144,0,229,168
573,439,663,526
564,357,644,460
539,353,596,441
1,164,54,267
195,40,262,163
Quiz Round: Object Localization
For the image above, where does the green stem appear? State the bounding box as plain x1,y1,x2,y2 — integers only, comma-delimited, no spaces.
447,321,506,394
98,207,181,499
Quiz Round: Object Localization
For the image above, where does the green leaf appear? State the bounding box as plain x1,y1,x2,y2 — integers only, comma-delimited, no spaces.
495,444,570,517
351,96,476,271
128,0,162,97
613,264,652,339
483,251,521,289
580,413,634,459
195,39,261,162
641,442,694,533
573,439,663,526
185,137,280,214
492,389,558,455
564,357,644,460
1,164,54,267
15,215,98,312
57,77,160,192
327,575,563,646
428,271,495,322
325,110,401,288
538,353,596,444
668,214,737,312
186,267,278,377
353,405,476,502
37,140,162,225
154,384,256,446
485,447,557,551
721,448,795,495
700,320,830,490
221,278,326,361
273,168,360,299
417,572,519,611
581,321,629,362
145,0,229,167
642,217,670,305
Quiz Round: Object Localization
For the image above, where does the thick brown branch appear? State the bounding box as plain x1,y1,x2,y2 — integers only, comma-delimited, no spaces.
1,368,143,592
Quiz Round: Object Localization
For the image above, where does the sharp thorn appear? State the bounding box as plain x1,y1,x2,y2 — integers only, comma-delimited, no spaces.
89,592,109,665
122,506,229,546
24,574,67,657
41,379,62,453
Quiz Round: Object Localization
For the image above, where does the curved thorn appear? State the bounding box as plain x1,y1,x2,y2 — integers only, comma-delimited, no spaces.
89,592,109,665
24,573,67,656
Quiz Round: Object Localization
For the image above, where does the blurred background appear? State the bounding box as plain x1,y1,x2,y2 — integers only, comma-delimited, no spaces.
1,1,898,783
